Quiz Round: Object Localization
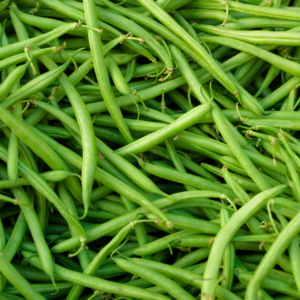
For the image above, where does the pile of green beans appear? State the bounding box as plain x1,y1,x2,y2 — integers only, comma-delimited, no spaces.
2,0,300,299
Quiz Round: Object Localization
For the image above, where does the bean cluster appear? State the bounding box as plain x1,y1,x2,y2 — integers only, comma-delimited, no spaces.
0,0,300,300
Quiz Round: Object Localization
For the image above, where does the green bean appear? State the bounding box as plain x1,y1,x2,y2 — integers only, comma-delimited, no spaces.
220,207,235,291
245,118,300,130
197,24,300,45
58,38,90,49
101,2,228,85
288,238,300,295
164,138,215,217
49,50,138,65
6,282,73,296
133,229,205,257
163,0,194,11
114,257,195,300
201,36,300,78
9,4,87,37
0,0,9,13
3,212,27,263
179,8,237,23
0,292,25,300
0,217,5,291
285,85,298,111
124,103,175,123
66,223,134,300
0,24,21,192
164,211,235,233
2,59,70,110
235,258,276,300
0,22,79,60
73,80,153,97
95,156,158,201
165,199,228,214
95,115,167,132
0,47,58,71
123,48,136,83
0,166,55,287
178,131,287,175
173,10,202,47
0,206,20,219
222,166,253,205
0,170,78,190
276,144,300,202
0,143,87,251
39,56,97,220
105,53,131,96
189,0,300,20
125,61,165,79
6,129,19,187
227,71,265,114
52,74,210,119
10,3,40,79
240,261,294,285
114,3,279,65
0,193,28,206
201,184,288,300
148,145,218,182
169,208,198,219
27,60,94,126
53,254,81,272
12,265,64,283
234,58,256,82
220,15,300,28
255,65,282,98
203,163,269,193
0,63,28,101
170,44,209,105
116,101,212,157
84,199,126,216
212,106,272,190
22,251,170,300
128,218,153,261
35,124,70,139
135,156,236,198
279,132,300,172
156,50,259,152
82,0,133,143
254,76,271,98
58,183,91,268
180,234,275,245
121,48,137,83
0,254,45,300
239,268,299,298
75,207,118,221
173,248,210,268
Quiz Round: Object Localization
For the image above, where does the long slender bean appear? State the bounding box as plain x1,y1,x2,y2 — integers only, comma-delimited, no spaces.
0,254,46,300
201,185,287,300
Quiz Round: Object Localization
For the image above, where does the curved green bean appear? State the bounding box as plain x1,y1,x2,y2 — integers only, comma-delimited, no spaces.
201,185,287,300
